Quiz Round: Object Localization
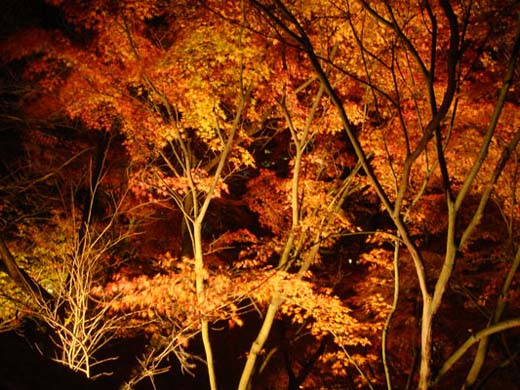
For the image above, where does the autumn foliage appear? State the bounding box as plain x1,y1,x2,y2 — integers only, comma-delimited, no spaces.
1,0,520,389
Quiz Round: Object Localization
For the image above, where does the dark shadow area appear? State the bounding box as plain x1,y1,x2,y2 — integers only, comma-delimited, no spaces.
0,331,111,390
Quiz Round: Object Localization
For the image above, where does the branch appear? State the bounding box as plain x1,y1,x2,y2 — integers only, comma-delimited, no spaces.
294,1,432,296
78,131,111,250
434,318,520,384
0,234,54,305
459,127,520,249
382,235,401,390
358,0,431,81
455,16,520,214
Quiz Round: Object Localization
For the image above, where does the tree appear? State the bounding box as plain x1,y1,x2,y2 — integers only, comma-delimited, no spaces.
0,120,135,378
248,0,520,388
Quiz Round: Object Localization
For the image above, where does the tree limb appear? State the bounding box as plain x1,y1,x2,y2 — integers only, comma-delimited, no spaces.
0,234,54,305
434,318,520,384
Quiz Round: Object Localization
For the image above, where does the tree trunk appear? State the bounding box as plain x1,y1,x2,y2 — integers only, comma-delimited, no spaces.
238,294,284,390
418,300,433,390
0,234,54,305
193,220,218,390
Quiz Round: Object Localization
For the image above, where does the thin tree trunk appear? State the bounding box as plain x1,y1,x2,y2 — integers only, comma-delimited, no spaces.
382,236,400,390
463,247,520,388
238,295,284,390
0,234,54,304
194,220,218,390
418,201,458,389
418,300,433,390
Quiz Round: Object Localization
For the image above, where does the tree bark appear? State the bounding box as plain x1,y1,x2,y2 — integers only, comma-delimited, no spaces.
238,295,283,390
193,220,218,390
0,234,54,305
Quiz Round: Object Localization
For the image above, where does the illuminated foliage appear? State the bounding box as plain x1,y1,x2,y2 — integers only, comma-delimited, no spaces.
1,0,519,389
